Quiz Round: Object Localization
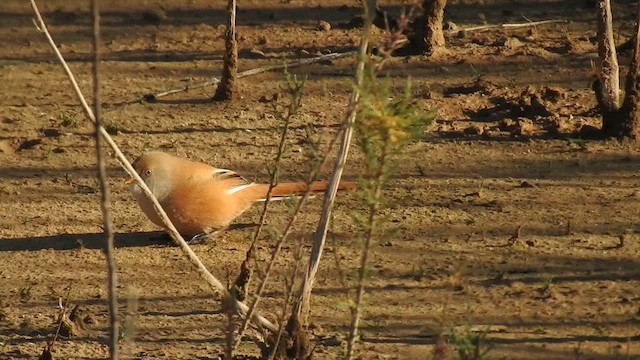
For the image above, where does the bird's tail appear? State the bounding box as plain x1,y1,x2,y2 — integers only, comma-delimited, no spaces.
258,180,356,201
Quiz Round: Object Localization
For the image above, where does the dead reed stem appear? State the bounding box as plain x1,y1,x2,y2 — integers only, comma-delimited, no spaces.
90,0,119,358
297,0,375,324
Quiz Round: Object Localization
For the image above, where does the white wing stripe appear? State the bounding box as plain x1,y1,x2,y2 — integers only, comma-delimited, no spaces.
227,183,255,195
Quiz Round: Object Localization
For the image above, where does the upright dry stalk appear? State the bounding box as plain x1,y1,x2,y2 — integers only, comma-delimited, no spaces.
420,0,447,52
596,0,620,112
91,0,118,358
213,0,238,100
297,0,376,323
620,3,640,138
250,73,305,251
593,0,640,139
232,155,338,351
229,73,304,355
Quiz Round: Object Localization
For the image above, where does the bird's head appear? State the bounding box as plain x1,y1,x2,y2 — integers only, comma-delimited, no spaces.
128,151,175,200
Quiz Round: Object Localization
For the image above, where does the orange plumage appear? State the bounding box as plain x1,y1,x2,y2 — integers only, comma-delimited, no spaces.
129,151,354,236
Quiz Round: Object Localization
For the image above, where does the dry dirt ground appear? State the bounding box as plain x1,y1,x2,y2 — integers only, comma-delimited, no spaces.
1,0,640,359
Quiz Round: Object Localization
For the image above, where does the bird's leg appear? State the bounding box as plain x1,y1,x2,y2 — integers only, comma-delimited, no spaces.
187,232,211,245
186,228,226,245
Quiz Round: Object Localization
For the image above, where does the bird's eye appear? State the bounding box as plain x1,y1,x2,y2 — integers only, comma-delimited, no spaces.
143,169,152,177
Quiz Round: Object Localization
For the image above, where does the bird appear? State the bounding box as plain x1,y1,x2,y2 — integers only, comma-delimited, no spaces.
128,151,354,243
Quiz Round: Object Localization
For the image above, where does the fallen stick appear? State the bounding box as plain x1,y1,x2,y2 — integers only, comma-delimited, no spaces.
144,50,358,101
144,19,565,101
30,0,278,335
448,19,568,35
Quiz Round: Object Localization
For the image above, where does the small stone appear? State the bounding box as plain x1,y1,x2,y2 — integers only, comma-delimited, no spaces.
504,37,524,48
496,37,524,49
542,86,566,103
464,125,484,135
240,48,267,59
511,118,536,137
519,181,535,188
546,118,569,135
482,130,496,139
317,20,331,31
444,21,458,31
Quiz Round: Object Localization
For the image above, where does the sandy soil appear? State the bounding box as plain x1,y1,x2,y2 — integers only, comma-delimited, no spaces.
1,0,640,359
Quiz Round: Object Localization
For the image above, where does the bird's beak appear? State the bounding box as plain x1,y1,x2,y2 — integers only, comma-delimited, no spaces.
125,177,137,186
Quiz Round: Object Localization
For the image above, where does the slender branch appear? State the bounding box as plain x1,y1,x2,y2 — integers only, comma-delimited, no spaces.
447,19,568,35
228,73,301,358
144,51,357,101
47,283,73,352
142,18,563,101
296,0,375,323
232,129,342,349
223,292,235,360
267,239,306,360
29,0,277,334
91,0,118,358
250,73,304,255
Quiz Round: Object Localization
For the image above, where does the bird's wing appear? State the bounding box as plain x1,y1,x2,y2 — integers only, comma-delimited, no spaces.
212,168,255,195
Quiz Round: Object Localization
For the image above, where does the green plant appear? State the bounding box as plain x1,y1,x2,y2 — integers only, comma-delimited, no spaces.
19,281,36,302
104,121,120,135
539,276,554,293
416,164,427,176
75,238,85,250
58,112,78,127
450,324,493,360
469,64,485,79
533,325,546,334
409,264,428,281
345,47,435,360
568,138,590,150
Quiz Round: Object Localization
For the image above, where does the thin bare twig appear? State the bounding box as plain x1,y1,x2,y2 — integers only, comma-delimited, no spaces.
296,0,375,324
249,72,304,257
228,73,301,358
29,0,277,334
144,51,357,101
267,238,306,360
91,0,118,358
507,225,523,246
46,284,73,353
448,19,568,35
232,129,343,349
143,18,564,101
